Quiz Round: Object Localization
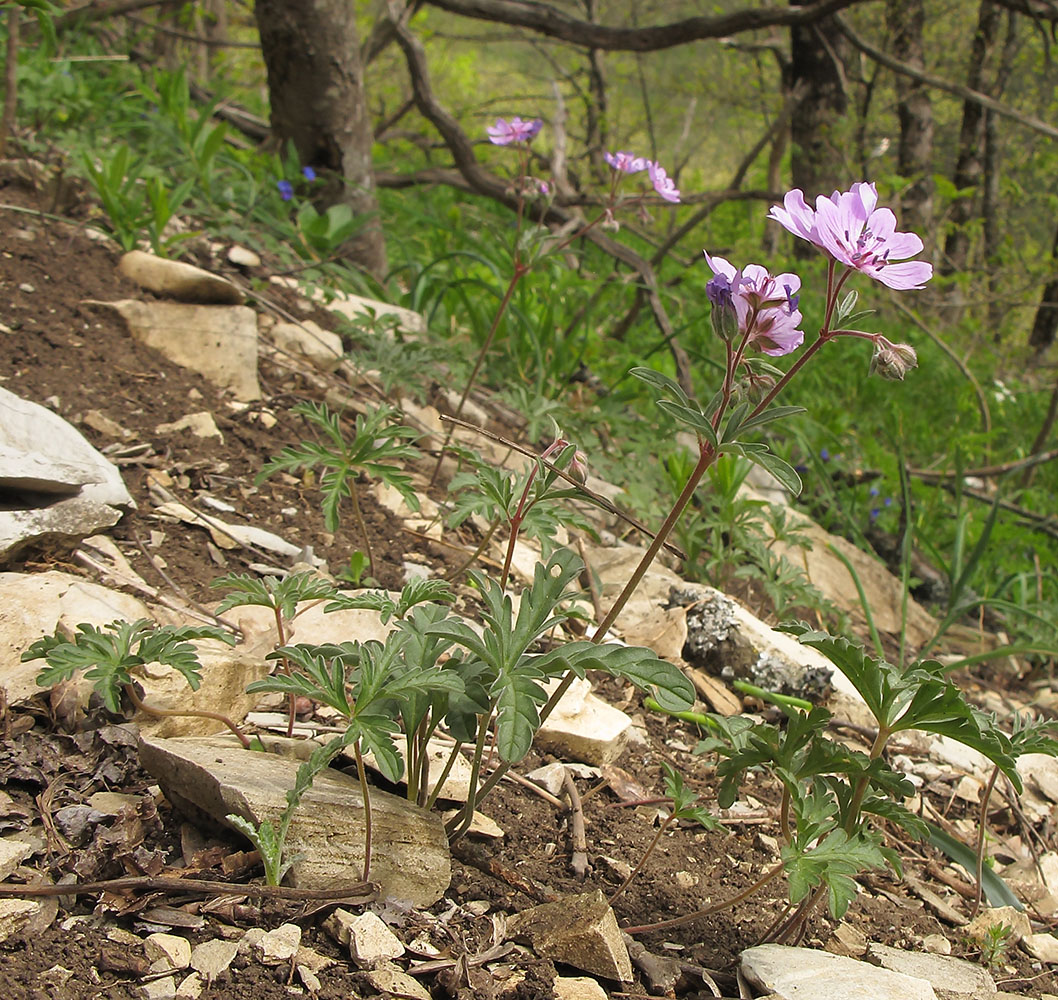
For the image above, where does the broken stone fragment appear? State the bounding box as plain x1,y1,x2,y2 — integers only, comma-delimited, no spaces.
536,677,632,767
506,889,633,982
138,735,450,906
866,943,997,998
188,938,239,982
347,911,404,967
88,299,260,401
741,944,937,1000
144,933,192,971
0,387,134,565
254,923,302,964
0,899,42,944
267,319,344,373
119,251,244,305
963,905,1031,947
361,964,432,1000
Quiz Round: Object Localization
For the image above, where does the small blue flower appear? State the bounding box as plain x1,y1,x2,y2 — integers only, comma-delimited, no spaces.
869,486,880,498
870,508,880,521
302,166,317,181
277,179,294,201
820,448,830,463
884,497,894,507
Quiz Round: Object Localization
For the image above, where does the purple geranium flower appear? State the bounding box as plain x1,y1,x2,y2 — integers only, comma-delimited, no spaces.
704,253,804,356
648,161,680,203
486,116,543,146
769,182,932,290
277,179,294,201
604,151,648,174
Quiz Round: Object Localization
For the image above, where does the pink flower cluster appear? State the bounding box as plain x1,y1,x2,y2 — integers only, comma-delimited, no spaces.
603,150,680,203
704,253,804,357
486,117,543,146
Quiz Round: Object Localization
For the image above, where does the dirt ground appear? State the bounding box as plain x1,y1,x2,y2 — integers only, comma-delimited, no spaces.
1,191,1057,999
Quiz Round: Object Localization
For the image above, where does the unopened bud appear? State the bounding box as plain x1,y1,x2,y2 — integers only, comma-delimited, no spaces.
568,449,589,484
869,340,918,381
707,274,739,342
735,372,778,404
601,208,620,232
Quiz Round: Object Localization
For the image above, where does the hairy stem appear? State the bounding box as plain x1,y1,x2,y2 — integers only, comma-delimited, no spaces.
353,740,373,882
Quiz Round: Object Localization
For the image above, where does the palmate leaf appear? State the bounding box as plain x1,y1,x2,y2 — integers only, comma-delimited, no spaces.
782,828,889,919
24,619,231,714
348,714,404,782
212,571,337,621
326,578,454,624
535,641,695,713
493,663,550,762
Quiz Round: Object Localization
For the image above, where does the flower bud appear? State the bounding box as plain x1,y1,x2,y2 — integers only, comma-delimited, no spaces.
568,449,589,484
707,274,738,342
869,340,918,381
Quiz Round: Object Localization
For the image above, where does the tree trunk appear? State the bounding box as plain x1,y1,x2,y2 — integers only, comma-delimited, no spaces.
941,0,1001,275
788,6,849,255
1029,223,1058,353
983,11,1017,335
254,0,387,276
886,0,933,237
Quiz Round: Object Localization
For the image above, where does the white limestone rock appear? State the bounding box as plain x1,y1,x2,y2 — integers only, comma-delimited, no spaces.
119,251,244,305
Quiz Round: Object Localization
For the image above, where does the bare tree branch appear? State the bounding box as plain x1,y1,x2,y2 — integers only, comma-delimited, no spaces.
422,0,865,52
836,13,1058,141
389,13,695,393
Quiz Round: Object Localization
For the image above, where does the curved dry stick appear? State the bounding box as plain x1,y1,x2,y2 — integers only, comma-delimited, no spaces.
390,16,694,394
124,684,251,749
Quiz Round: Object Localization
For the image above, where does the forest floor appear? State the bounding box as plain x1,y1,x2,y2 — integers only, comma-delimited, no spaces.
1,194,1057,1000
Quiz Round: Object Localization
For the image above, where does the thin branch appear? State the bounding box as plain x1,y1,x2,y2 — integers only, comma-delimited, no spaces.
390,14,694,393
836,14,1058,142
422,0,865,52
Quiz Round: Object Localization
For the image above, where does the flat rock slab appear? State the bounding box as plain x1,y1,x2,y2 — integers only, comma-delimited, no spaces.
0,387,133,564
536,677,632,766
867,943,996,998
90,299,260,401
506,889,633,982
741,944,937,1000
119,251,244,305
138,735,450,907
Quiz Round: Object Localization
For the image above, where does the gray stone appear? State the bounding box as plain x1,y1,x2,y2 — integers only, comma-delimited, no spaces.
506,890,633,982
536,677,632,766
0,387,133,564
347,911,404,967
268,320,344,373
255,923,301,964
868,943,996,998
90,299,260,401
145,933,192,971
741,944,937,1000
362,964,431,1000
188,938,239,982
119,251,244,305
138,735,450,906
0,899,42,944
1022,932,1058,964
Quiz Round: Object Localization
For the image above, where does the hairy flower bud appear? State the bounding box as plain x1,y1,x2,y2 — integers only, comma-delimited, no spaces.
568,449,589,484
735,372,778,404
707,273,738,342
869,340,918,381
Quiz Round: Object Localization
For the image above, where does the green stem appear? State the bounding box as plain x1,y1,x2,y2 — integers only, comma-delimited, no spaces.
353,740,373,883
732,681,813,711
430,265,527,486
446,709,493,843
348,480,374,581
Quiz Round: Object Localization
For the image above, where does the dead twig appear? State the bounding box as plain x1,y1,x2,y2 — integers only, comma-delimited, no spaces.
0,875,377,903
562,767,590,879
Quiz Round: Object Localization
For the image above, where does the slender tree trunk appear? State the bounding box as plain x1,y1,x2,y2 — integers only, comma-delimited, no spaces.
788,4,849,254
254,0,387,276
1030,223,1058,353
886,0,933,238
983,11,1017,335
941,0,1001,275
0,7,19,158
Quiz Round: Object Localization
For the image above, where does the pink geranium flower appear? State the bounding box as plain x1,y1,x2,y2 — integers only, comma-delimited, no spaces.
486,117,543,146
604,151,648,174
648,161,680,203
705,253,804,356
769,182,932,290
